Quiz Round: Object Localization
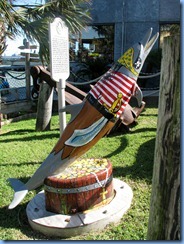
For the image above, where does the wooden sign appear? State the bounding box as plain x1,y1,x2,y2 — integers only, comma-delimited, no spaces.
49,18,70,82
20,52,39,57
18,45,37,50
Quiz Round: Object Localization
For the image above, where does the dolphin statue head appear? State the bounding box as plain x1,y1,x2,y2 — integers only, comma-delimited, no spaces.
117,28,159,78
115,28,159,105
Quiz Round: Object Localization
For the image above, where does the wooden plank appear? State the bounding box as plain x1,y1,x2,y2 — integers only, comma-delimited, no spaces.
30,58,40,62
20,52,39,57
18,45,37,50
66,82,86,101
65,91,82,105
20,57,40,62
0,100,33,114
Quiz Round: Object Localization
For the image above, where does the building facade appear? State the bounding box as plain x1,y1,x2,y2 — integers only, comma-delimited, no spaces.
86,0,180,61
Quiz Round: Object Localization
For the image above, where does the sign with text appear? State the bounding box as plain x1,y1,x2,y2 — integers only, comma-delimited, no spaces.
49,18,70,82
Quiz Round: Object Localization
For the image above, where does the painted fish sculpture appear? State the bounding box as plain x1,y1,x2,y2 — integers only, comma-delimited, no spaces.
8,28,159,209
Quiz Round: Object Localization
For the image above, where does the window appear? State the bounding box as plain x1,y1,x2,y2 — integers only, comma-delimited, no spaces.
69,25,114,88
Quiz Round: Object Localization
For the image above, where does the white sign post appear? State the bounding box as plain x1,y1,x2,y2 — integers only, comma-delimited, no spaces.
49,18,70,135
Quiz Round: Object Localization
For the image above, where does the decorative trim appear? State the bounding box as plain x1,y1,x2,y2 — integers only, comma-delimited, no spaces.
44,174,113,194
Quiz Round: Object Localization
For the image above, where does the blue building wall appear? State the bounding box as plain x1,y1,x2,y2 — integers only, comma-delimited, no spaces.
89,0,180,60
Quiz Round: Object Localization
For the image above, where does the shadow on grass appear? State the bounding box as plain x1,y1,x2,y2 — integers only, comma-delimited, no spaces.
130,127,157,134
2,178,67,240
0,129,35,136
113,138,156,183
105,136,128,158
1,176,51,240
1,126,59,136
0,132,59,143
0,203,51,240
1,161,43,167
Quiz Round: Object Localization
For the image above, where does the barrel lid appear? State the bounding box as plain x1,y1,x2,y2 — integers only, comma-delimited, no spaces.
53,158,110,180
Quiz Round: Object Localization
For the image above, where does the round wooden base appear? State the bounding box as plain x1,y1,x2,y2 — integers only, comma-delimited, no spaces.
26,178,133,238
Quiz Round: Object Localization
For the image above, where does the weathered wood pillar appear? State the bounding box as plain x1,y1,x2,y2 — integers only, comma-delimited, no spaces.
25,41,31,100
147,35,180,240
35,82,54,131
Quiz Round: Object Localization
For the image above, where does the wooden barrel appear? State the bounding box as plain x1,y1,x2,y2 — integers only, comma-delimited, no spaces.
44,158,114,214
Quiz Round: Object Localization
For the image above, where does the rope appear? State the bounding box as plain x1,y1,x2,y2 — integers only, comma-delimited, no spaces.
67,71,161,85
143,90,159,97
6,71,26,80
6,70,25,74
140,86,159,90
68,76,102,85
140,71,160,75
138,72,160,79
68,70,102,85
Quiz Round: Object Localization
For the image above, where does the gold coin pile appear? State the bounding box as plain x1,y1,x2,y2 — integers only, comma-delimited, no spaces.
56,158,109,179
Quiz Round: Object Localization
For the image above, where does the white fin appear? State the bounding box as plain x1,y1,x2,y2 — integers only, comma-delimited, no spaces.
65,117,108,147
8,178,28,209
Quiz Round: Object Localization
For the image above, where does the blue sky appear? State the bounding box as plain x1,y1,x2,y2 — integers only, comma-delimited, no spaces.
4,36,35,56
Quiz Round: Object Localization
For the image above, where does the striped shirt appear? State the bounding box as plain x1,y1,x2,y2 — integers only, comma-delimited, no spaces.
89,70,137,117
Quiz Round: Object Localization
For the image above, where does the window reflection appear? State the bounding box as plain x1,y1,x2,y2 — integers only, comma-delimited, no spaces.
69,25,114,91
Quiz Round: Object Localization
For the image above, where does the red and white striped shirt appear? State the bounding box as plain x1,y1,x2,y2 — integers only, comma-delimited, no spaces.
89,70,137,117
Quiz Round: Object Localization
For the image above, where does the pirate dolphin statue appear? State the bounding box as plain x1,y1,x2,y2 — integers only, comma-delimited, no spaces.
8,28,159,209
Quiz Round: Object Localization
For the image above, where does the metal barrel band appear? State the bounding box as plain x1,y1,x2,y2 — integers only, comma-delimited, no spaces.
44,174,113,194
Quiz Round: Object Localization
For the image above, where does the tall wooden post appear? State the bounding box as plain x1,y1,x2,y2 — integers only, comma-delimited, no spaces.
25,41,31,100
147,35,180,240
35,82,54,131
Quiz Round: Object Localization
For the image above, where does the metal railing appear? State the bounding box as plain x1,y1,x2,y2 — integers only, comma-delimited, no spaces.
0,70,32,104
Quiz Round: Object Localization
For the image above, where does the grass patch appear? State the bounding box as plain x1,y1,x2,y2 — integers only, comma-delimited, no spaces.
0,106,158,240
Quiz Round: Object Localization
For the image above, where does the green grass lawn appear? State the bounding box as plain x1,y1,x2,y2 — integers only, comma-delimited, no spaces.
0,106,158,240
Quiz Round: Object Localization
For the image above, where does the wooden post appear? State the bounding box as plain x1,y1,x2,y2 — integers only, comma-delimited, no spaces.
25,41,31,100
35,82,54,131
147,35,180,240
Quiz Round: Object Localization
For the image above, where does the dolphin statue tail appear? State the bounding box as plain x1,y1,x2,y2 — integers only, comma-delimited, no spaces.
8,144,77,209
8,178,28,209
